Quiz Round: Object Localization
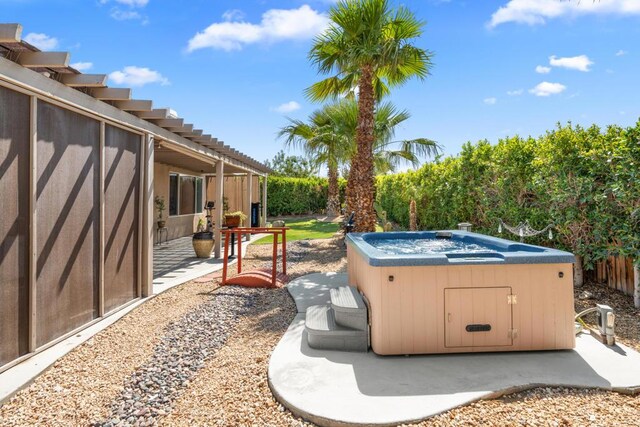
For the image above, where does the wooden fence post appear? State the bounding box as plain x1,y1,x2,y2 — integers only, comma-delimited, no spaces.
634,262,639,308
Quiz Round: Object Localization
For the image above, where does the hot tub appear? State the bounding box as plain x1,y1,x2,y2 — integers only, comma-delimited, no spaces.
346,231,576,355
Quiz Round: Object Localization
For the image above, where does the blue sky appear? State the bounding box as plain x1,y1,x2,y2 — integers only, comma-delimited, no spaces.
4,0,639,167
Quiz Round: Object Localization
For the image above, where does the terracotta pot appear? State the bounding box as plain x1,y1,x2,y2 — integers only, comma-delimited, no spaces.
224,215,241,228
192,232,214,258
157,220,166,228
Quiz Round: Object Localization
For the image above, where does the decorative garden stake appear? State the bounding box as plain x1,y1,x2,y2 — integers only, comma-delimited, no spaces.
409,199,417,231
497,218,554,243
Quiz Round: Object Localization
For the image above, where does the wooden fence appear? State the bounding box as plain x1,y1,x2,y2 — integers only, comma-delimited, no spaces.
591,256,637,296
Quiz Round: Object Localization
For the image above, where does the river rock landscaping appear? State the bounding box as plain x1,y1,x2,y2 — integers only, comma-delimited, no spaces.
1,237,639,426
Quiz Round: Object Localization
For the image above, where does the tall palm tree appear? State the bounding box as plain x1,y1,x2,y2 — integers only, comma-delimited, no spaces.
279,100,439,216
278,107,348,216
329,100,439,174
307,0,433,231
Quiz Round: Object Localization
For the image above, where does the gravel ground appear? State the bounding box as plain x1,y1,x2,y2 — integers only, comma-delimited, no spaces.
0,280,218,426
95,287,255,427
2,236,639,427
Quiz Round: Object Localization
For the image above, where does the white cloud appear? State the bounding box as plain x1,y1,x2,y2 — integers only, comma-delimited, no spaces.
108,66,169,87
222,9,245,22
23,33,59,50
110,9,142,20
507,89,523,96
187,5,329,52
483,97,497,105
535,65,551,74
272,101,301,113
549,55,593,72
115,0,148,6
101,0,148,6
529,81,566,97
71,62,93,71
615,49,627,56
488,0,640,28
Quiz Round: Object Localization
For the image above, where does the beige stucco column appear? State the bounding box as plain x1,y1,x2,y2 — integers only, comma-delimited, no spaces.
141,134,154,297
262,175,268,226
214,160,224,258
245,171,253,241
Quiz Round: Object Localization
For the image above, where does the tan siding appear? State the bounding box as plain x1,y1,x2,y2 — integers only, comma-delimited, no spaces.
153,162,204,240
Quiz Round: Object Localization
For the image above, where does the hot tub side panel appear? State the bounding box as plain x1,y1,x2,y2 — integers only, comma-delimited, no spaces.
347,246,575,355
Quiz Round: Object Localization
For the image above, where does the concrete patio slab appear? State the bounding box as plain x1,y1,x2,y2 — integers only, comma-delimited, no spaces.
287,272,350,313
269,273,640,426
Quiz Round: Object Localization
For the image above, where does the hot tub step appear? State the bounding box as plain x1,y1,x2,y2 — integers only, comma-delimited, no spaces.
330,286,368,331
305,305,368,352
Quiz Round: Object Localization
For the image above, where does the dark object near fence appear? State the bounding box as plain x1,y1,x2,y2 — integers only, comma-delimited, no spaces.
342,212,356,234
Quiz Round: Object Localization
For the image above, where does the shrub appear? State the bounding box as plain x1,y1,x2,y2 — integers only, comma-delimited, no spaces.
267,176,346,216
376,121,640,269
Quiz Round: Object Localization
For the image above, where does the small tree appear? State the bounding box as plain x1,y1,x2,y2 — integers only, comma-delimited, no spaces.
265,150,319,178
154,196,165,220
409,199,417,231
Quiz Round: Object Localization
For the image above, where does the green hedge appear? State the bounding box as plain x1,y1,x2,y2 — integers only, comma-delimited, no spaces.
267,176,346,216
376,121,640,269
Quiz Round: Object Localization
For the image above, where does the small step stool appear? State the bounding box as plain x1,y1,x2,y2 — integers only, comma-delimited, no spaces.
305,286,369,352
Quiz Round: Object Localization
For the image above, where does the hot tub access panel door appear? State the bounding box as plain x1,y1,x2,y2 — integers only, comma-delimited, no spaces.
445,287,513,348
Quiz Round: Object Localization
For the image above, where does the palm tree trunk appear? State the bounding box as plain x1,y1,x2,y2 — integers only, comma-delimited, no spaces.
327,164,340,216
346,65,377,232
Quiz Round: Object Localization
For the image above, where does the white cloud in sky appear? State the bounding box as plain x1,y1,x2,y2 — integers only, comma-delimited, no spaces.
187,5,329,52
272,101,301,113
615,49,627,56
101,0,148,6
23,33,58,50
111,9,142,20
115,0,148,6
549,54,593,72
109,66,169,86
507,89,523,96
529,81,566,97
535,65,551,74
71,62,93,71
488,0,640,28
483,97,497,105
222,9,246,22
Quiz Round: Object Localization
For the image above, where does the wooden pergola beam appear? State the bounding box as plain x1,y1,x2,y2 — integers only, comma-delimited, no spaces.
90,87,132,101
135,109,169,119
0,24,22,43
113,99,153,112
171,124,194,133
150,118,184,128
59,73,107,87
183,129,204,138
17,52,70,68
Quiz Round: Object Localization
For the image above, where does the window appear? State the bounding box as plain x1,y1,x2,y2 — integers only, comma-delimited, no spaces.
169,173,178,216
168,173,204,216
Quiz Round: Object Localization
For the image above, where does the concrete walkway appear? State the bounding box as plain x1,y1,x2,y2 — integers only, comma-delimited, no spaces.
269,273,640,426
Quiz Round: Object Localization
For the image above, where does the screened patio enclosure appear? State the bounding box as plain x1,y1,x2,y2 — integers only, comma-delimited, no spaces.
0,23,269,373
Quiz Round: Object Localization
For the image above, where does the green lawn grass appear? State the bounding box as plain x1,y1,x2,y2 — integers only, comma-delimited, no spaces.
254,218,340,244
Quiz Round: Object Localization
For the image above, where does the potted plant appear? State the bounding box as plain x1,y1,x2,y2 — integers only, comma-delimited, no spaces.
155,196,166,228
193,217,214,258
224,211,247,228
